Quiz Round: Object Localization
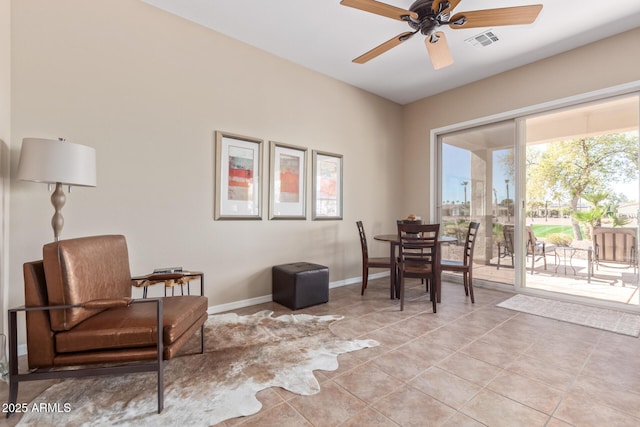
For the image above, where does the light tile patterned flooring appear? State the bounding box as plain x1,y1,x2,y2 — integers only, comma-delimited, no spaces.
224,277,640,427
3,277,640,426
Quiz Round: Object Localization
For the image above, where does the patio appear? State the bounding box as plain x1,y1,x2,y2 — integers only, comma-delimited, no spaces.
472,252,639,306
441,240,639,306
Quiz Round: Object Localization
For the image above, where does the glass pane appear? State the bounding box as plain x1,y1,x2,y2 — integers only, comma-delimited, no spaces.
440,121,516,287
524,95,640,306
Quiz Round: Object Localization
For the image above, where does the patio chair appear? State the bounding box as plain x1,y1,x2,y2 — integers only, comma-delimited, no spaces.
526,226,552,274
592,227,638,274
497,224,514,269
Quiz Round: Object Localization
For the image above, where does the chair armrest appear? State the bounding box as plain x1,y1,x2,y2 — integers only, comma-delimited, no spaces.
81,298,133,310
8,298,164,378
9,297,154,313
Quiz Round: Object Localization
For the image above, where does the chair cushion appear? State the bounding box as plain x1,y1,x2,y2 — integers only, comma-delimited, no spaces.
43,235,133,331
402,262,433,275
54,296,208,353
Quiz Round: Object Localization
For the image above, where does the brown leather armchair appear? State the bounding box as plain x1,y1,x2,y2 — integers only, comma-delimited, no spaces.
6,235,208,417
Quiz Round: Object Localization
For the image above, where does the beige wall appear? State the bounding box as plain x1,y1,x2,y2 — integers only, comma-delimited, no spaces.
9,0,404,312
403,28,640,219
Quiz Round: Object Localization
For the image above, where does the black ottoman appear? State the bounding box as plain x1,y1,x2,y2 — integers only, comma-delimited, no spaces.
272,262,329,310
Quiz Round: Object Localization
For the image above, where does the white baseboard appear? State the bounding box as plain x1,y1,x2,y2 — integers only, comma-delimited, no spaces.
206,272,389,314
207,295,274,314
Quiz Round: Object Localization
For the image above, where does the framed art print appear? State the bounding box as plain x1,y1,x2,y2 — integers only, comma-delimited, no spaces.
269,141,307,219
214,131,263,220
312,150,343,220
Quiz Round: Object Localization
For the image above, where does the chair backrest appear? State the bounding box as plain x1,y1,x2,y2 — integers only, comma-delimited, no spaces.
356,221,369,261
593,227,637,263
503,224,515,254
397,219,424,238
462,222,481,265
398,219,423,225
526,226,537,251
43,235,133,331
397,223,440,270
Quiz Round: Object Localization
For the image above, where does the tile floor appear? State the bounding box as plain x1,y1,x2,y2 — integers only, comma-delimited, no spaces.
3,277,640,426
223,277,640,427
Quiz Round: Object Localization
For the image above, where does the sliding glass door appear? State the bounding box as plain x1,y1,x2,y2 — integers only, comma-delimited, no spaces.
437,92,640,309
523,95,640,306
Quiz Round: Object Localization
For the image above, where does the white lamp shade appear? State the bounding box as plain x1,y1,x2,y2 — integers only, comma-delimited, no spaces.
17,138,97,187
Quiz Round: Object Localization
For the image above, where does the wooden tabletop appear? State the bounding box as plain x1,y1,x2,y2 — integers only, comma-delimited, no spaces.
374,234,458,243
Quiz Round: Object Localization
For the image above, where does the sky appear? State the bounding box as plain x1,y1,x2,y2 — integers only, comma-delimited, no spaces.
442,144,512,204
442,143,639,206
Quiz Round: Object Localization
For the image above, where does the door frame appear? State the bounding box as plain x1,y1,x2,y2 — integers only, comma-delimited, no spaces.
431,80,640,312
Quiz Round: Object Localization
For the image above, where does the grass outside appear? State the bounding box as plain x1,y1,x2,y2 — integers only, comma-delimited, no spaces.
530,224,574,238
452,220,581,242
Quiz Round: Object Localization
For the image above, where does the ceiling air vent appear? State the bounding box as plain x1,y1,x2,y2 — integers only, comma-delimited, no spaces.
465,30,499,48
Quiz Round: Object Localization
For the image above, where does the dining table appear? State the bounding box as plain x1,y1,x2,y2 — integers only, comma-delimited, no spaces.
373,233,458,303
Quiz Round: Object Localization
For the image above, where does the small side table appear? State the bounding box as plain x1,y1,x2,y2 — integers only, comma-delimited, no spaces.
554,246,578,275
132,271,204,298
553,247,592,283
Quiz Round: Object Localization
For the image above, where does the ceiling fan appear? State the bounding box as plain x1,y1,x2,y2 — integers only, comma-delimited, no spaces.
340,0,543,70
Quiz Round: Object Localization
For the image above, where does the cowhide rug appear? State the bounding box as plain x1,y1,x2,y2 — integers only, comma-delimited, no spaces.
17,310,378,426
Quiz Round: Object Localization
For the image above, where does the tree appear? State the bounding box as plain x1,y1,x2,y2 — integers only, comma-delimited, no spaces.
573,191,609,240
527,133,639,240
461,181,469,217
505,179,511,222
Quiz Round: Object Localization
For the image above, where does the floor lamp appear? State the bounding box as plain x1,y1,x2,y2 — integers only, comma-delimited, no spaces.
17,138,97,241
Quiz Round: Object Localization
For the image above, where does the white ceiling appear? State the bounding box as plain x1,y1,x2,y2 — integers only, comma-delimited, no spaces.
142,0,640,105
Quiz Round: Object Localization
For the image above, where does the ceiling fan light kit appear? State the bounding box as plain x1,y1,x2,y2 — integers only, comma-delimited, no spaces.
340,0,543,70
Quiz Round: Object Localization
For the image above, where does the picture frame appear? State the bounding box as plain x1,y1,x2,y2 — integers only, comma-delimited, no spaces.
214,131,263,220
312,150,343,220
269,141,307,219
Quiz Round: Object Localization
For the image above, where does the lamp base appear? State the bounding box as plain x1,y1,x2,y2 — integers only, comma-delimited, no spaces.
51,182,66,241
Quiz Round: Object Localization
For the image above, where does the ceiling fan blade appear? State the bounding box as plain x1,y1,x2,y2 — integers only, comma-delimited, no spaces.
449,5,543,29
425,32,454,70
432,0,462,15
353,32,415,64
340,0,418,22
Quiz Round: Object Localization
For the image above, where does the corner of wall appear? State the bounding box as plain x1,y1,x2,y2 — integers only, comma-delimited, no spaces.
0,0,12,335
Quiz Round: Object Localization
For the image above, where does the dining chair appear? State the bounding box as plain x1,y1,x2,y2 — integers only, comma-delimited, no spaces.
398,218,426,288
396,222,439,312
356,221,392,296
440,222,480,303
